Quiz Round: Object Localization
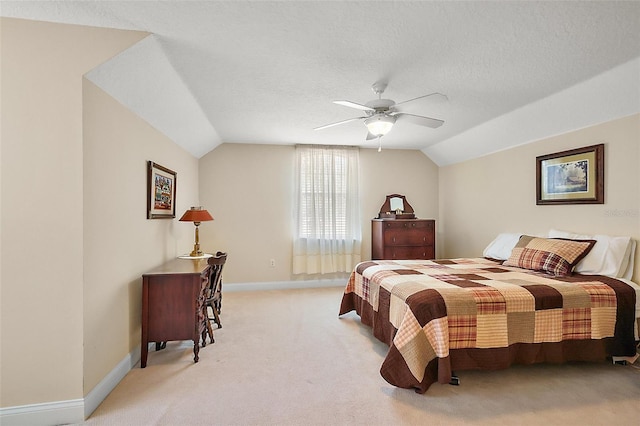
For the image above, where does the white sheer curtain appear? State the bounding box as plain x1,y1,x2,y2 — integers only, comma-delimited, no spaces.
293,145,361,274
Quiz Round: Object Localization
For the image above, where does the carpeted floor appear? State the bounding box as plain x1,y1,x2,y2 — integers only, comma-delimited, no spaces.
82,286,640,425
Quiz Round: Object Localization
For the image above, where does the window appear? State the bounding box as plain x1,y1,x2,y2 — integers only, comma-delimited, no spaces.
293,145,361,274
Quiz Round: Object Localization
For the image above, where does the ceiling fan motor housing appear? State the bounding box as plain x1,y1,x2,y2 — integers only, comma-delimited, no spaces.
364,98,396,114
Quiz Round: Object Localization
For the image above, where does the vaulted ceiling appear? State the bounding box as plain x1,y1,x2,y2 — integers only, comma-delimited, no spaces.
3,1,640,165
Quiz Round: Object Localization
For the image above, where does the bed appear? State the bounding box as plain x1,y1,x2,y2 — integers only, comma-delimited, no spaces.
339,232,639,393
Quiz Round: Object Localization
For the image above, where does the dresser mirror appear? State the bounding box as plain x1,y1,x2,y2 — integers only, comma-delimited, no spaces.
377,194,416,219
390,197,404,212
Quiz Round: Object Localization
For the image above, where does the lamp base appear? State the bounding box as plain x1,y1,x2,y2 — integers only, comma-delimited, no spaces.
190,240,202,257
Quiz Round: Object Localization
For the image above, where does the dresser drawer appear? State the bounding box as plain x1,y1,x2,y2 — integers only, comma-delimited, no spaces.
384,229,433,246
384,245,435,260
382,220,433,231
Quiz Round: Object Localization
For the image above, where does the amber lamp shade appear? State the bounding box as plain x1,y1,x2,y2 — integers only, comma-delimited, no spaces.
179,206,214,257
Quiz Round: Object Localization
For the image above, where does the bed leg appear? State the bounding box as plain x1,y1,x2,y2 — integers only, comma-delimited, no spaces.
449,373,460,386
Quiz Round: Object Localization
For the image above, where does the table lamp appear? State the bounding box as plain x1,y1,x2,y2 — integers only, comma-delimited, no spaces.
179,206,214,257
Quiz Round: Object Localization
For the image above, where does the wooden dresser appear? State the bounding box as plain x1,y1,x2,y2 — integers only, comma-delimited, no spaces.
371,219,435,260
141,258,210,368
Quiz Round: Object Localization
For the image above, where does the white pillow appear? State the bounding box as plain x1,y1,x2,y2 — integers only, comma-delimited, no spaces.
623,240,636,280
547,229,633,278
483,233,523,260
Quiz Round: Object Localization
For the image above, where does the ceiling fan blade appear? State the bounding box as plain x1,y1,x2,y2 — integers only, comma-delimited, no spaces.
394,92,448,107
314,116,366,131
333,100,375,112
393,112,444,129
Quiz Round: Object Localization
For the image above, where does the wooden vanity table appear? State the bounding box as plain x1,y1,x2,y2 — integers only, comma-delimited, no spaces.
371,194,436,260
140,257,210,368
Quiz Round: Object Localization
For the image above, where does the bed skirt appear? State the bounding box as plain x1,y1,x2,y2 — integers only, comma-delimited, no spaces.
340,290,615,394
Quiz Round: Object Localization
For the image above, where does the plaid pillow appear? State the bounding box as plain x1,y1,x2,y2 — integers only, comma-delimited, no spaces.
504,235,596,276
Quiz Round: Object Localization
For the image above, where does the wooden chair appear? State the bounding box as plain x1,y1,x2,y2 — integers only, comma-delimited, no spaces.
202,251,227,345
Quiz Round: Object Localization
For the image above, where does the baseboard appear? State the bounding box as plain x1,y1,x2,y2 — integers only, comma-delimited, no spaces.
0,346,141,425
84,344,141,418
224,278,346,292
0,399,84,426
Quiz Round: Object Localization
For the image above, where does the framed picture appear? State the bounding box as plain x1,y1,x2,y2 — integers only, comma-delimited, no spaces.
147,161,177,219
536,144,604,205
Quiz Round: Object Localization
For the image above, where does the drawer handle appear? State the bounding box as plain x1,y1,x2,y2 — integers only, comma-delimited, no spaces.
392,237,396,243
412,223,416,227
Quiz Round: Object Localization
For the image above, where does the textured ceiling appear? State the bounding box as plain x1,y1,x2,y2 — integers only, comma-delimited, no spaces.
3,1,640,165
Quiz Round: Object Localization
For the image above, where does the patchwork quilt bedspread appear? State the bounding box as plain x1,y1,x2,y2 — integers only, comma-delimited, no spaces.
339,258,637,393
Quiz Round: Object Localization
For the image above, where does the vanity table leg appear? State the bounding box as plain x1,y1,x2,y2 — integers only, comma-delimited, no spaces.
141,343,148,368
141,281,149,368
193,340,200,363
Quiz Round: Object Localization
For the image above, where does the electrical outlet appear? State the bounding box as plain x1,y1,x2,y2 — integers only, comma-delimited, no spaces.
269,258,276,268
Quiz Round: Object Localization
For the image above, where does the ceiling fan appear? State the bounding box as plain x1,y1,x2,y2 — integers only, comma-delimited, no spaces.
314,82,446,150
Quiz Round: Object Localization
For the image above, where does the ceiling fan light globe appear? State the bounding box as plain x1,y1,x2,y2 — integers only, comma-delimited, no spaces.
364,115,395,136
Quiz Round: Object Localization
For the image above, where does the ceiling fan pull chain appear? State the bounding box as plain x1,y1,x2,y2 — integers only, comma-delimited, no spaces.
378,136,382,152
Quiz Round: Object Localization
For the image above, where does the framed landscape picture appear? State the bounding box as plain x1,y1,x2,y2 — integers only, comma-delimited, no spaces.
147,161,177,219
536,144,604,205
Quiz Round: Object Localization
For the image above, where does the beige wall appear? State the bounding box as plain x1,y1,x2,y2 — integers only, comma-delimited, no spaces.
1,18,200,409
1,17,146,407
439,114,640,282
198,144,439,284
82,81,199,393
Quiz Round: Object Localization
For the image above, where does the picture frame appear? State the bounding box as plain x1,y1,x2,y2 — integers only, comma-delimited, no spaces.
147,161,177,219
536,144,604,205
